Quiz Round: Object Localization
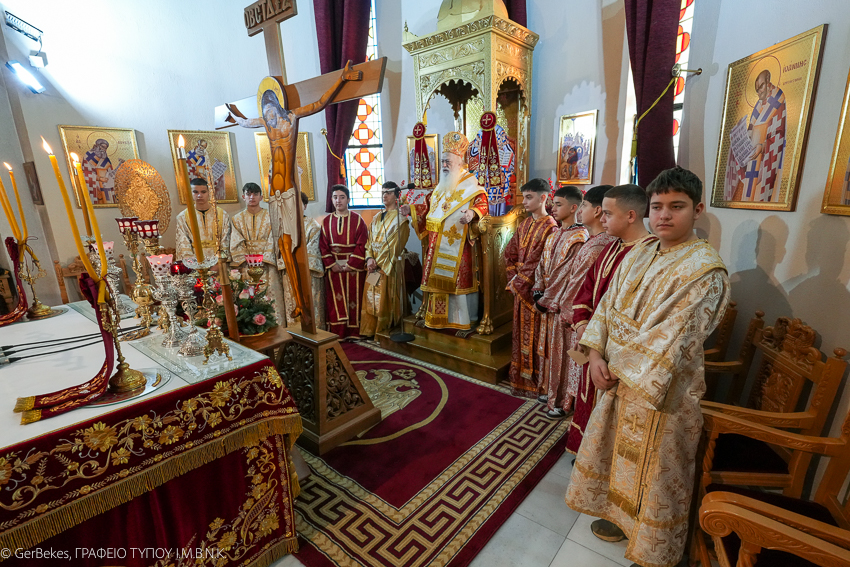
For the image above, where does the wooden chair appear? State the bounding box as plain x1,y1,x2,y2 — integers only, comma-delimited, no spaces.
699,316,847,498
704,300,737,362
53,256,88,304
698,405,850,567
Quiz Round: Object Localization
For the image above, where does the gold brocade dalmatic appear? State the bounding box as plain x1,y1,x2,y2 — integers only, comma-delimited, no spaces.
361,209,410,336
566,239,730,567
230,208,287,326
176,207,232,262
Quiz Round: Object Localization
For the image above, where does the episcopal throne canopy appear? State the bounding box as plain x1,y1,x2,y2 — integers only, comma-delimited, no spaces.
387,0,538,382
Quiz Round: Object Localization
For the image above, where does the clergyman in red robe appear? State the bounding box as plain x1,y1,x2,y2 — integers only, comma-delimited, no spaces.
320,185,368,338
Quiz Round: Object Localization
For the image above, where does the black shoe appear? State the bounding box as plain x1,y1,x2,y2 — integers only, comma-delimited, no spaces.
537,394,548,403
591,519,626,542
547,408,572,419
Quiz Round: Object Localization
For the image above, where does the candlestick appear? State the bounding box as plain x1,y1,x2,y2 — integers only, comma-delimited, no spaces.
69,154,93,237
0,171,21,242
4,163,27,241
42,137,97,281
176,135,204,263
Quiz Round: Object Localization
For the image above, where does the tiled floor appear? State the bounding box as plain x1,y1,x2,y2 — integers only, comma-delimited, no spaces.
271,451,633,567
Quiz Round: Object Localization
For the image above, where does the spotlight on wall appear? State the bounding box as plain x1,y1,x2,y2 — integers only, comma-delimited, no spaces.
5,61,44,94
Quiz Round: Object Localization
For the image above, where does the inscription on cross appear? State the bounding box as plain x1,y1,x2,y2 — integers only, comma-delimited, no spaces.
243,0,297,78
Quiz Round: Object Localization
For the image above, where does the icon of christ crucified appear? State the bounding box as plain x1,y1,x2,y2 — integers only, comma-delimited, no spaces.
225,61,362,322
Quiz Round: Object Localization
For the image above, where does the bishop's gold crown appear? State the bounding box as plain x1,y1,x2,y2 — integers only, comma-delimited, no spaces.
442,131,469,158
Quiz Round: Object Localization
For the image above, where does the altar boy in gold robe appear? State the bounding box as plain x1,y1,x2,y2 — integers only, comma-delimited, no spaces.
176,177,232,263
504,178,557,398
565,167,730,567
230,182,287,326
361,181,410,337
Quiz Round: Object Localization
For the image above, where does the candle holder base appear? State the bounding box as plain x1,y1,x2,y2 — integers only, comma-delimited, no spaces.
26,298,59,320
161,324,187,348
203,326,232,364
179,328,206,357
108,362,147,395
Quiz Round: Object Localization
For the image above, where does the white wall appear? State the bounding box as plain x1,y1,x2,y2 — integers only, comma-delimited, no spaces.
680,0,850,488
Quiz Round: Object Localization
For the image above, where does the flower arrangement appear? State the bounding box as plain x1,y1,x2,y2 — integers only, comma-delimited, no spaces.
198,270,277,336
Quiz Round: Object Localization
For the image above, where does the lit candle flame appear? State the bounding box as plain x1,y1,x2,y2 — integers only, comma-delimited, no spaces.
178,134,185,148
70,152,79,164
3,163,10,171
41,137,53,155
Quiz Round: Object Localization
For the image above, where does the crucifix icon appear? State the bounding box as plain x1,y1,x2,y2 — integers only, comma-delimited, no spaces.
211,0,384,454
215,0,387,336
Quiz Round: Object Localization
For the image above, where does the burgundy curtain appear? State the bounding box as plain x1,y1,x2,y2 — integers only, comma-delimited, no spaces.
314,0,371,212
503,0,527,27
625,0,679,188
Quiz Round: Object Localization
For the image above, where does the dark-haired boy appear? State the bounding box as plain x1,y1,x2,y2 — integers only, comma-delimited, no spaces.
567,185,657,451
539,185,617,418
505,178,558,398
176,177,231,263
319,185,368,338
532,185,586,403
231,182,288,325
565,167,730,567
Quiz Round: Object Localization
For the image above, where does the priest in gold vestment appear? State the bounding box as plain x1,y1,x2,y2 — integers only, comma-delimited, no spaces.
230,182,287,326
176,177,232,262
361,181,410,336
566,168,730,567
401,132,489,330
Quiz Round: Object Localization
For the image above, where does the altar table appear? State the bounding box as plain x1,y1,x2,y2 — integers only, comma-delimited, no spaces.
0,304,302,566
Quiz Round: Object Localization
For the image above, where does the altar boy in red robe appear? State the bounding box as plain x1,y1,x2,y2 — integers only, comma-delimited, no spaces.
567,184,656,449
541,185,618,418
320,185,369,338
505,178,558,398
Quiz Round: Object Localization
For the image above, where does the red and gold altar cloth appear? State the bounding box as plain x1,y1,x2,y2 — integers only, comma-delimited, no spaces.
0,359,302,565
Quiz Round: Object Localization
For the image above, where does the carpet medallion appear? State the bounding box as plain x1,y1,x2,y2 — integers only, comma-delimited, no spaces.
294,343,570,567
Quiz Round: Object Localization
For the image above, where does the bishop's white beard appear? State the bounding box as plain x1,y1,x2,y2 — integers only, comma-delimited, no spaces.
437,165,463,193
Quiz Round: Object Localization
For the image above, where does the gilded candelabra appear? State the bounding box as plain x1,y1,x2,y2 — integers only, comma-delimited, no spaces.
18,242,56,319
117,218,156,334
149,254,186,348
179,256,216,357
100,290,147,395
200,167,232,364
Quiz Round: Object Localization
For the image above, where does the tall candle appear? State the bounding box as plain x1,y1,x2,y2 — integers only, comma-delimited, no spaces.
177,135,204,262
69,154,92,237
81,173,108,279
0,174,21,241
42,137,97,280
4,164,26,241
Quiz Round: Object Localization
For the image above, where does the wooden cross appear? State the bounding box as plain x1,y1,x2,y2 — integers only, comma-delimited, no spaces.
216,0,387,335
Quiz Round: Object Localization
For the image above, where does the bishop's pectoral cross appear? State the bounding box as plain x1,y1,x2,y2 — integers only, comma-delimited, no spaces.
215,0,387,335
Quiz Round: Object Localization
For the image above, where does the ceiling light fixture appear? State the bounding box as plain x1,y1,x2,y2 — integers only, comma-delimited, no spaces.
5,61,44,93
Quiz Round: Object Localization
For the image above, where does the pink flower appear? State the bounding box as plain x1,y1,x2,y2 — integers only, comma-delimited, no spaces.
239,290,250,300
234,305,239,315
253,313,267,326
215,295,223,305
214,318,222,327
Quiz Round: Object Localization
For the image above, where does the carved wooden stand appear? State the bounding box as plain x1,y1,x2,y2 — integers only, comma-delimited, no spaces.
278,327,381,455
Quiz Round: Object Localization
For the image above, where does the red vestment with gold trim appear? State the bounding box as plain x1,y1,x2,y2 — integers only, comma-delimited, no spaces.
504,214,557,398
320,211,368,338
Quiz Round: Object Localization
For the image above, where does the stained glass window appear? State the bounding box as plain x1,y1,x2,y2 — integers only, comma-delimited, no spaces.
673,0,695,160
345,0,385,207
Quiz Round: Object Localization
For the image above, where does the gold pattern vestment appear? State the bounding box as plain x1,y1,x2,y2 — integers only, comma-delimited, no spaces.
176,207,232,263
565,239,730,567
230,208,287,326
361,209,410,336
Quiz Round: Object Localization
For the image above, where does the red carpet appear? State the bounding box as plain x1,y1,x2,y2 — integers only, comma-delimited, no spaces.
294,343,569,567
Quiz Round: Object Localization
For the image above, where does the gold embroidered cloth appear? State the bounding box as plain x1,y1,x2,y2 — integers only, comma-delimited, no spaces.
176,207,232,262
0,360,302,560
566,239,730,567
361,209,410,336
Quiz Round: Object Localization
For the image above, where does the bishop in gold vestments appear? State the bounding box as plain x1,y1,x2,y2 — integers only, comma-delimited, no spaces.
565,239,730,567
